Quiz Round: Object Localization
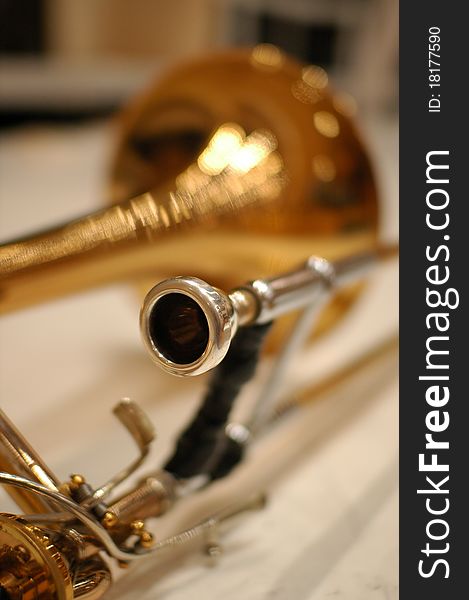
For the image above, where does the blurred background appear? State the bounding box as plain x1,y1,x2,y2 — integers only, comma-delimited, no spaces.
0,0,397,127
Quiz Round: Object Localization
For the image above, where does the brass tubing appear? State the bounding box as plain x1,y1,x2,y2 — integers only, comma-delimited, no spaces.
0,410,61,514
72,558,112,600
107,471,176,524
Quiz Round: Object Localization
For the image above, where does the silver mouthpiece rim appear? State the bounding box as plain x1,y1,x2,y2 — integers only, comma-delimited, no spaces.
140,277,237,376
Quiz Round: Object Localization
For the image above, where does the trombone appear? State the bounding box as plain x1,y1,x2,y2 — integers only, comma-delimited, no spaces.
0,46,397,599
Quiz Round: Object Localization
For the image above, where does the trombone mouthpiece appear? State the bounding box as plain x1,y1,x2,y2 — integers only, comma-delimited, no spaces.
140,253,378,377
140,277,238,376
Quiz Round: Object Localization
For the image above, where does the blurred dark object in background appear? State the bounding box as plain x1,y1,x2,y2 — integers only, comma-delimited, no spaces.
232,8,338,67
0,0,46,55
0,0,397,129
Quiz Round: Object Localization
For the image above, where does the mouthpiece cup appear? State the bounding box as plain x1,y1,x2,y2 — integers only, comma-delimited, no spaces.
140,277,236,376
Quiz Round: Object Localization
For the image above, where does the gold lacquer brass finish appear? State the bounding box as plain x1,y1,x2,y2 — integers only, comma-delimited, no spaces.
0,47,377,332
0,410,61,515
0,515,73,600
0,514,112,600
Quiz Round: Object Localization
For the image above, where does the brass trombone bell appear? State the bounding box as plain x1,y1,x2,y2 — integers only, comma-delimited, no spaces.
0,47,378,340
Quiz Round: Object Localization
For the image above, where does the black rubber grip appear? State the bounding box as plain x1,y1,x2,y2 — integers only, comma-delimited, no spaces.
165,322,272,480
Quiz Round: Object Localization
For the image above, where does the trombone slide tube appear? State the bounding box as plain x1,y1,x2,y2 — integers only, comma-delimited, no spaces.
245,251,376,324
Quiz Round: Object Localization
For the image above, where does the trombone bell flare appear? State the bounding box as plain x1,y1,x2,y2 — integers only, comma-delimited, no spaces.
0,49,378,348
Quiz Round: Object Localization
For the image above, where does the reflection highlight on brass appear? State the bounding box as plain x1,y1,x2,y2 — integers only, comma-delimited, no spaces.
291,80,322,104
302,65,329,89
250,43,285,70
313,110,341,138
197,124,245,175
312,155,337,183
